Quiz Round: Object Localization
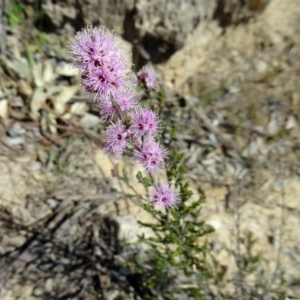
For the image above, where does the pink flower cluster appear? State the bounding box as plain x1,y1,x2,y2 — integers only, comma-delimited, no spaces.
68,26,131,96
150,183,179,209
68,26,178,208
137,65,157,90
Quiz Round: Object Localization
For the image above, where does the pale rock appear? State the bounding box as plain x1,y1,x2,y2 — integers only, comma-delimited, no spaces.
33,287,43,297
29,161,41,171
56,62,78,77
107,290,123,300
158,0,300,97
44,112,57,134
115,214,153,244
61,112,72,120
60,5,76,19
266,112,281,137
0,235,26,250
254,58,268,74
32,62,44,87
7,122,26,137
11,284,34,299
16,80,33,98
43,60,55,83
53,85,79,114
0,99,8,119
266,178,300,210
0,159,44,208
30,86,62,120
94,149,117,178
285,115,299,131
3,58,31,80
251,125,266,135
46,198,58,209
70,102,88,116
110,177,123,193
11,206,34,226
4,137,25,146
10,97,23,110
42,0,64,27
228,85,240,94
80,113,101,129
242,138,258,158
45,278,53,292
241,136,268,158
262,0,300,41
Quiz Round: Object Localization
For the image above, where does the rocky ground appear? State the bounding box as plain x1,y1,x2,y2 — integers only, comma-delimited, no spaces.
0,0,300,299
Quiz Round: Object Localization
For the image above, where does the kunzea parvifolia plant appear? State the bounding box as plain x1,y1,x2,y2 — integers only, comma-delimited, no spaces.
68,26,214,299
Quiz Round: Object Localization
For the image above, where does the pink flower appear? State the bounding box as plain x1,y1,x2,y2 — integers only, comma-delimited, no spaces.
133,139,166,174
98,90,137,120
104,121,129,158
115,90,137,112
99,95,118,120
150,183,179,208
131,108,159,137
137,65,157,89
82,57,127,96
68,26,104,71
68,26,132,96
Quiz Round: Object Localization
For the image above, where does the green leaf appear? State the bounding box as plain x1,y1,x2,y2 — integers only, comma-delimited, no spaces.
26,43,35,71
171,124,177,139
7,1,23,28
47,43,69,59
